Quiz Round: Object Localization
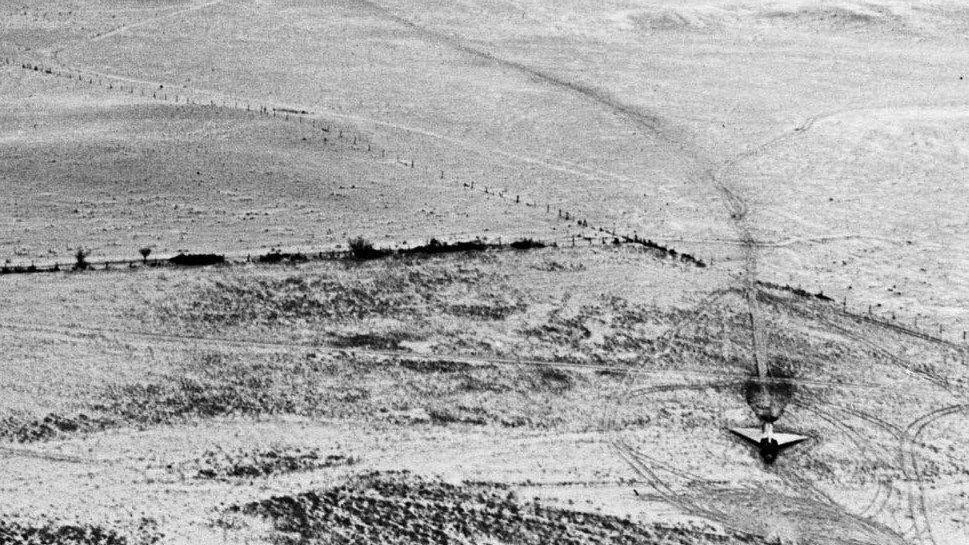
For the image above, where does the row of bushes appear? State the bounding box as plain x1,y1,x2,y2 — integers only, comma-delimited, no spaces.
1,250,223,275
756,280,833,302
0,236,553,275
349,237,547,260
625,236,707,268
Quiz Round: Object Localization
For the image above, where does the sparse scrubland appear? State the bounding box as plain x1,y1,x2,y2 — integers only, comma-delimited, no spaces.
1,0,968,543
0,249,964,542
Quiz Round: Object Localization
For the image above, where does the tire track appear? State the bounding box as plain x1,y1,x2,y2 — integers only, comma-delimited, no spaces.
902,404,969,545
349,1,772,375
808,393,930,545
815,313,956,394
0,313,797,384
804,317,962,545
25,0,692,244
0,315,814,387
351,0,677,147
767,294,956,545
0,445,101,465
792,399,896,519
88,0,227,43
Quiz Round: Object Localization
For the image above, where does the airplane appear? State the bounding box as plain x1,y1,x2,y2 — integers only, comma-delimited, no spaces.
729,373,809,464
729,421,809,465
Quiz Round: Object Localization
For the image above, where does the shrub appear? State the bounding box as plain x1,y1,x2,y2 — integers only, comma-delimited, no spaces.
169,253,225,267
347,237,389,260
509,238,546,250
73,248,90,271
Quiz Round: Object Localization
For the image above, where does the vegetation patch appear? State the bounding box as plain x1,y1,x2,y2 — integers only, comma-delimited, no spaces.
623,236,706,267
169,253,226,267
330,331,422,350
227,471,770,545
398,358,475,374
0,413,109,443
257,250,309,264
348,237,392,260
531,366,576,393
0,519,159,545
509,238,546,250
757,280,834,302
398,238,487,256
192,446,358,480
93,352,354,424
155,264,525,328
426,406,488,426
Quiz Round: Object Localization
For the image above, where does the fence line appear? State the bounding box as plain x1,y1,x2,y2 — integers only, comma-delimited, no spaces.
3,54,696,266
0,232,663,277
14,54,962,345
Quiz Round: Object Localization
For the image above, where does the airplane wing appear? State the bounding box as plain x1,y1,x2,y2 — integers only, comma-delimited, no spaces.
774,433,810,449
729,427,764,444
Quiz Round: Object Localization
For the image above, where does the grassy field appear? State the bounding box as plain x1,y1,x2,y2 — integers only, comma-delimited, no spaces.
0,249,965,543
3,0,966,327
1,0,968,543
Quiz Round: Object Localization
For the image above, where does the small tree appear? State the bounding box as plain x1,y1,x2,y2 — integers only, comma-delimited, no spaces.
348,237,375,259
347,237,388,260
139,247,152,263
73,248,90,271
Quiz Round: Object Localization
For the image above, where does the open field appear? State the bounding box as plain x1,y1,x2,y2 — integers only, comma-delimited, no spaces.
1,0,968,543
0,249,966,543
2,0,967,327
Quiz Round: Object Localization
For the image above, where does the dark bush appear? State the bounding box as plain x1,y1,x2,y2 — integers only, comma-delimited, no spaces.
169,253,225,267
509,238,546,250
73,248,90,271
348,237,390,260
258,251,308,264
400,238,487,256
